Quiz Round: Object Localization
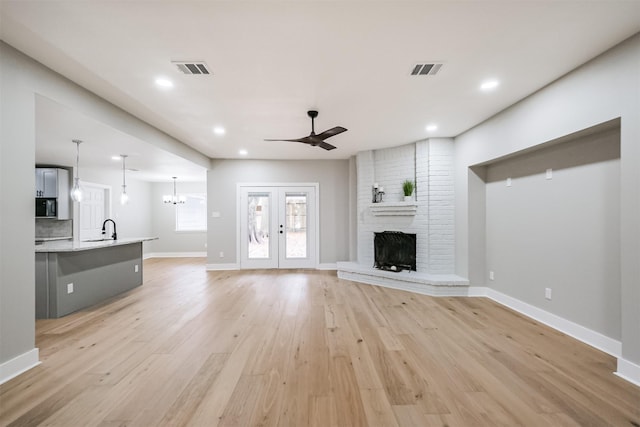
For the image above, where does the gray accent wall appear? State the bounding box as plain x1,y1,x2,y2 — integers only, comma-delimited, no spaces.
207,159,351,266
1,42,37,369
150,181,207,254
0,41,207,374
454,34,640,365
483,125,621,339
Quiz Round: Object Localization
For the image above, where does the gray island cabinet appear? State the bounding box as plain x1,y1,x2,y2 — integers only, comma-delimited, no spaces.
35,238,157,318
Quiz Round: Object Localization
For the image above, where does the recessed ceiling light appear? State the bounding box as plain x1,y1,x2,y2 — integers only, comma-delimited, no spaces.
239,149,248,156
426,124,438,132
480,79,499,91
155,77,174,88
213,126,225,135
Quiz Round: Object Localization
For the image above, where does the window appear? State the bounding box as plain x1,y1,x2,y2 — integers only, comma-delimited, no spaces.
176,193,207,231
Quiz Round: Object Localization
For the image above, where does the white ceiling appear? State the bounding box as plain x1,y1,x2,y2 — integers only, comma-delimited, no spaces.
35,96,208,182
2,1,639,180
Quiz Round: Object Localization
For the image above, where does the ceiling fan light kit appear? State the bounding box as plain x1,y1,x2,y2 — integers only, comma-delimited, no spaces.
264,110,347,151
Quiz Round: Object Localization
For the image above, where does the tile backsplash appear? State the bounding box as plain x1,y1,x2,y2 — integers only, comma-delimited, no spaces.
36,219,72,239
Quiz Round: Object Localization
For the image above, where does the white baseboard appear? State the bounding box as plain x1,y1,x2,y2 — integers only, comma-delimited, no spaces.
0,348,40,385
206,263,240,271
145,252,207,259
205,263,337,271
469,287,622,359
615,358,640,387
466,286,489,297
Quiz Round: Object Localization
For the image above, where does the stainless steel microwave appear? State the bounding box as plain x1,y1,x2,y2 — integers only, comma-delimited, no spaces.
35,198,57,218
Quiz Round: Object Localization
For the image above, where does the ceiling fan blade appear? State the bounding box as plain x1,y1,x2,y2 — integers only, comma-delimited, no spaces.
264,137,313,144
317,141,337,151
264,112,345,150
315,126,347,141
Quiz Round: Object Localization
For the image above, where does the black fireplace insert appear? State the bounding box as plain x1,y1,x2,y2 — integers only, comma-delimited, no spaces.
374,231,416,272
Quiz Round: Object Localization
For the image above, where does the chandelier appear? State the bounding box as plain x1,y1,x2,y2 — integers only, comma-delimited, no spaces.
163,177,186,204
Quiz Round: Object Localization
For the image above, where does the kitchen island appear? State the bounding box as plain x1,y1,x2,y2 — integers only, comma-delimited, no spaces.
35,237,157,318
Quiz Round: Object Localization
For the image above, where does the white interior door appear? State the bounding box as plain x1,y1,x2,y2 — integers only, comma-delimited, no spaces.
78,183,109,241
240,185,317,269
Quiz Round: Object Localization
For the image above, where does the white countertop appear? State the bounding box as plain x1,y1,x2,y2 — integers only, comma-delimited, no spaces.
35,237,157,253
35,236,73,242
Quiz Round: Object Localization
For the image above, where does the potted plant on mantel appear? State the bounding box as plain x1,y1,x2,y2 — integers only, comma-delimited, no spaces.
402,179,415,202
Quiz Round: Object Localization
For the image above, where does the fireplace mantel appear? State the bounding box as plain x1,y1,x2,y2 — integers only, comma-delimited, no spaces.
369,201,417,216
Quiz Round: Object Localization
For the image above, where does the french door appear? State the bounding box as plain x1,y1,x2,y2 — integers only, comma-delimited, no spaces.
240,185,317,269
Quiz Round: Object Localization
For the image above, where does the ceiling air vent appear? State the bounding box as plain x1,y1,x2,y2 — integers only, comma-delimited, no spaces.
172,61,211,75
410,63,443,76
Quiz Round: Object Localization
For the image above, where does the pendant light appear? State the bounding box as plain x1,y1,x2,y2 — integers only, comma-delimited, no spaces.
120,154,129,205
70,139,83,202
163,177,186,204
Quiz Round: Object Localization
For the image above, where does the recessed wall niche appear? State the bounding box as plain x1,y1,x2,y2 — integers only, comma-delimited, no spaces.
471,118,621,340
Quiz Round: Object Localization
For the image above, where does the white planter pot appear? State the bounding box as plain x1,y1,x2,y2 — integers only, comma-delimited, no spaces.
404,195,413,202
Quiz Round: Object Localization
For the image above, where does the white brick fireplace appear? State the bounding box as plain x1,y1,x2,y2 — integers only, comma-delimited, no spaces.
337,138,469,295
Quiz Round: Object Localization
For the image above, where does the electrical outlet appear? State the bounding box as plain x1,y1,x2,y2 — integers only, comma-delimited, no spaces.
67,283,74,294
489,271,495,281
546,168,553,180
506,177,512,187
219,251,224,258
134,264,139,273
545,288,552,300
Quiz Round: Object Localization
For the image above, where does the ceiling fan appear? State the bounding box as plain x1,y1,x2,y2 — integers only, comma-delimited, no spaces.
264,110,347,151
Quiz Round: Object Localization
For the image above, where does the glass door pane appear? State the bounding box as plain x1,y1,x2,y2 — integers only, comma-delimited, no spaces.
247,193,270,259
284,193,307,259
240,185,316,270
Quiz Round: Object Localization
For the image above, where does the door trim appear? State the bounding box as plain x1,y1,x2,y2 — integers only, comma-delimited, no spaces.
73,181,112,241
237,183,320,269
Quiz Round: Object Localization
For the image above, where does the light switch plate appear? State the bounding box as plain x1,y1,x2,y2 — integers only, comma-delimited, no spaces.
67,283,74,294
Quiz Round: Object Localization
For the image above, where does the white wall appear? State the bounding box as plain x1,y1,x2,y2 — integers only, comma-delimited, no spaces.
149,181,207,255
454,34,640,372
207,159,350,267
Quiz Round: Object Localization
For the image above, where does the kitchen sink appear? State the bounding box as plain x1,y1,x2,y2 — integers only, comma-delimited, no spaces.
82,238,114,242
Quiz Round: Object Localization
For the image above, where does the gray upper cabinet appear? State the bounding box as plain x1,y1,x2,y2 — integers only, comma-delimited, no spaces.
35,168,70,219
35,168,59,197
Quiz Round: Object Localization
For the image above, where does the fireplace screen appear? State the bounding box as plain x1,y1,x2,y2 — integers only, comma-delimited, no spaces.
374,231,416,272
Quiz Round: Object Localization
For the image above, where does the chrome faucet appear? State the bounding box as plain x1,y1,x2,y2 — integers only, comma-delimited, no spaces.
102,219,117,240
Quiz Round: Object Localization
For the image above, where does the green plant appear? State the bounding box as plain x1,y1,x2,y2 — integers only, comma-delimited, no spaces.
402,179,415,197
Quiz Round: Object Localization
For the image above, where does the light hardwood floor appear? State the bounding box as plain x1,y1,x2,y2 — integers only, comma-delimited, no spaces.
1,258,638,426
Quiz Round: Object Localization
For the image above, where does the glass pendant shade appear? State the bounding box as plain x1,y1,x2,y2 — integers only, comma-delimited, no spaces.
71,177,83,202
120,155,129,205
120,186,129,205
70,140,83,202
